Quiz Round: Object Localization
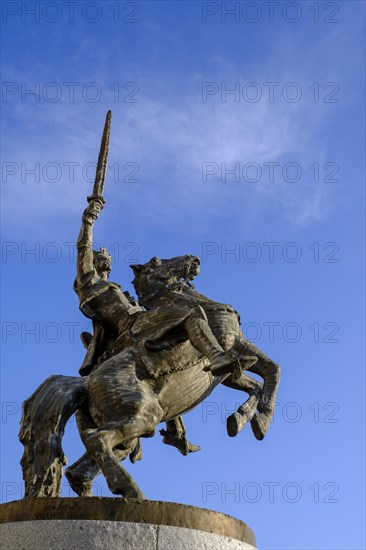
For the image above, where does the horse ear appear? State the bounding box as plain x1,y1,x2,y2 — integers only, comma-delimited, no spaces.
130,264,142,273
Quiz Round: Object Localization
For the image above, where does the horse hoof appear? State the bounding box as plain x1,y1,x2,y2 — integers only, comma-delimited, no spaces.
65,469,93,497
110,485,146,500
227,413,241,437
227,393,260,437
250,411,272,440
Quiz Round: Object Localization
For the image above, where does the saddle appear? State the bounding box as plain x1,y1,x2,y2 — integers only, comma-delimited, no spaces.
81,321,203,380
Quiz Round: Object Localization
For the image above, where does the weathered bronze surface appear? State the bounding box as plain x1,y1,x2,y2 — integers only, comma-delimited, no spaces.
0,498,256,546
19,111,280,500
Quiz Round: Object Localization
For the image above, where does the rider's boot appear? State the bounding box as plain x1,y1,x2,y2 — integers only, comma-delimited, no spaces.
184,311,234,376
160,418,201,456
207,350,237,376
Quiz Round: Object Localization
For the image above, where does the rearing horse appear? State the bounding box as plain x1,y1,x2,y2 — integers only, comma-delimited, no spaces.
19,253,280,501
19,111,280,500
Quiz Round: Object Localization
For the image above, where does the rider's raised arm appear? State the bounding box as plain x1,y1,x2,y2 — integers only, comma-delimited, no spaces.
75,111,110,286
75,199,103,283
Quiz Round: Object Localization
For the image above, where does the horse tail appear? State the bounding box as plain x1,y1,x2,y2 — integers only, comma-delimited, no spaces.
19,375,87,498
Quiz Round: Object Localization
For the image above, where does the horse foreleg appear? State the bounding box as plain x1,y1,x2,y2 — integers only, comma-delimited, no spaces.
247,358,280,440
223,373,262,437
232,337,280,440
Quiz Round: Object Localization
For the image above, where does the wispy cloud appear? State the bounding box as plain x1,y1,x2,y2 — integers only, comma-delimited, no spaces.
3,22,352,236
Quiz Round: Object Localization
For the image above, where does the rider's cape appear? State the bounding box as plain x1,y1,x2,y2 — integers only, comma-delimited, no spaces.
79,321,113,376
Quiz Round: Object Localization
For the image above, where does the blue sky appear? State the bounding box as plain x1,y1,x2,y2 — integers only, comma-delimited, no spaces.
1,1,365,549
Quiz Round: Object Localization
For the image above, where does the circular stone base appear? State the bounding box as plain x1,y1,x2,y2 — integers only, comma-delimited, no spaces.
0,498,256,550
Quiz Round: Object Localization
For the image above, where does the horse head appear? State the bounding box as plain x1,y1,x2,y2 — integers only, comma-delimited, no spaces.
130,254,200,302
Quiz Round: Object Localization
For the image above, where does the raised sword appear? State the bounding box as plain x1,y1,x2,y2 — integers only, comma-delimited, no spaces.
87,109,112,203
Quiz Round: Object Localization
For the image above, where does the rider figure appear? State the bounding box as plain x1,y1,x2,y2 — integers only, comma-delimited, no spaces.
74,197,234,378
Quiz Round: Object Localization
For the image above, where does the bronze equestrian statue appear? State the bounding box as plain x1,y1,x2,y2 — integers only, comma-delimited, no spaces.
19,111,280,500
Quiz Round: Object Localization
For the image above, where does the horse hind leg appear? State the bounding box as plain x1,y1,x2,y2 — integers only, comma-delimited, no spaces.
81,392,164,499
66,444,142,498
65,408,140,497
81,424,145,499
65,452,99,497
66,397,159,497
65,408,99,497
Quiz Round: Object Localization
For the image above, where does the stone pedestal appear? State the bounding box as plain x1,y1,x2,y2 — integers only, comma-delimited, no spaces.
0,497,256,549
